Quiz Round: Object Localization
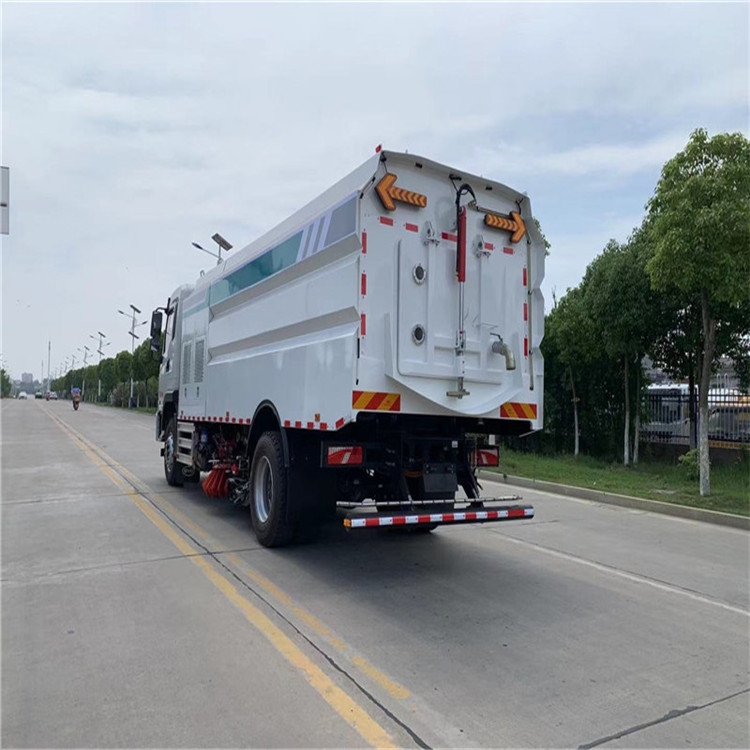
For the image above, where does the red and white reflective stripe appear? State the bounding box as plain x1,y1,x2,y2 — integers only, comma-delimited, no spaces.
361,230,367,254
405,222,418,233
472,448,499,466
344,507,534,528
379,216,394,226
503,246,514,255
180,414,251,424
326,446,363,465
283,417,348,431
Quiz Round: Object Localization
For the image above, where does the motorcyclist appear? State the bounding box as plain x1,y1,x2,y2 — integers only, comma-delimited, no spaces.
71,387,82,410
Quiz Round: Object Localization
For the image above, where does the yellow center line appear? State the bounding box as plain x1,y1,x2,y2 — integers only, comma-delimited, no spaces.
221,552,410,700
45,409,412,704
45,408,397,749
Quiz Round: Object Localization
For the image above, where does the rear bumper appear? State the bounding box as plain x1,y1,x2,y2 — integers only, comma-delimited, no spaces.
343,501,533,529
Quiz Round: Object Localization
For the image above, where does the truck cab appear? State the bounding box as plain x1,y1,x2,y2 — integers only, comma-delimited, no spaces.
153,283,193,440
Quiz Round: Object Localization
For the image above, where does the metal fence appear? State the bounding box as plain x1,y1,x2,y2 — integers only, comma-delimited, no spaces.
641,389,750,448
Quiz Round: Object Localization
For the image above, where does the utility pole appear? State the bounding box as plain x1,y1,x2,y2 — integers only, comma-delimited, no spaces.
118,304,146,408
78,346,90,400
90,332,108,401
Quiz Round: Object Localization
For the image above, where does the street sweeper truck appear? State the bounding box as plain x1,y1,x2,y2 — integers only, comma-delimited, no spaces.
150,147,545,546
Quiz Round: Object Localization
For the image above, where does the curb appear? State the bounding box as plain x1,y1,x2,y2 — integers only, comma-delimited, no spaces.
478,471,750,531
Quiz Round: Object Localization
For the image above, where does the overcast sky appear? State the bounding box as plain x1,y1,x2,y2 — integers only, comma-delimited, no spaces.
1,1,747,381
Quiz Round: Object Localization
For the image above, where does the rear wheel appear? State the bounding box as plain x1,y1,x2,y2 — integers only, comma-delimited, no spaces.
250,432,293,547
164,418,185,487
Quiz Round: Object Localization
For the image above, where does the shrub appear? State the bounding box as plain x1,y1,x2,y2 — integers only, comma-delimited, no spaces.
677,448,701,481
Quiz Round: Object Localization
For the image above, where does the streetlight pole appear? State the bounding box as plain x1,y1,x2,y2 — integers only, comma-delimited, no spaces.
78,346,90,400
90,331,108,401
192,232,233,265
118,304,146,408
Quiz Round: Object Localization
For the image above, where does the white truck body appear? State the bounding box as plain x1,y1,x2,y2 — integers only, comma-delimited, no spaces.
154,149,544,546
163,150,544,430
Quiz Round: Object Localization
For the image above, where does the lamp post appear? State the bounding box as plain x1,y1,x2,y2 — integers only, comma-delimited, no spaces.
90,331,109,401
78,346,90,400
192,232,233,265
118,304,147,408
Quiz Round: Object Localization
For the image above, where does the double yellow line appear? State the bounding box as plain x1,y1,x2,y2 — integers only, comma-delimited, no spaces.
46,408,403,748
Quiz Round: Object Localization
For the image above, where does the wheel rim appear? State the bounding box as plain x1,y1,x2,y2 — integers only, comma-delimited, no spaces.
165,431,175,475
253,456,273,524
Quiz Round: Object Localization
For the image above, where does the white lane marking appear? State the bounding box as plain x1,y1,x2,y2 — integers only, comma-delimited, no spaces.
492,532,749,617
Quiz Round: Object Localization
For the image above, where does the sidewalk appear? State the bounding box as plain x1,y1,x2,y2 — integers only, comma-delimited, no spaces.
478,471,750,531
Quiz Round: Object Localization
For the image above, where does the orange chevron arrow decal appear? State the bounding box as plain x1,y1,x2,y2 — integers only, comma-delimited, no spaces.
484,210,526,243
376,173,427,212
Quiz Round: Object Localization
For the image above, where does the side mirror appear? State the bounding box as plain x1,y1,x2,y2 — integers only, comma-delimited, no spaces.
150,311,163,357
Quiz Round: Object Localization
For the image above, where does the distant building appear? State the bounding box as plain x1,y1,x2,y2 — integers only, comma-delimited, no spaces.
21,372,33,384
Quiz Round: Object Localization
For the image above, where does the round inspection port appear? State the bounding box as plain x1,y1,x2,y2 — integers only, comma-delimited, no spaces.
412,324,426,345
412,263,427,284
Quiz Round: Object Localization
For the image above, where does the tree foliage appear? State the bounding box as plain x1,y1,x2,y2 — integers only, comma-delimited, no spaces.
646,129,750,307
538,129,749,473
645,128,750,494
0,369,11,398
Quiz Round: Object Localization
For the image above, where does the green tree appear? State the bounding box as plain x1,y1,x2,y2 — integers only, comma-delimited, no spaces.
646,128,750,495
542,269,626,459
115,350,132,387
133,339,160,383
82,364,98,401
99,358,118,399
543,286,593,456
586,232,666,464
0,368,11,398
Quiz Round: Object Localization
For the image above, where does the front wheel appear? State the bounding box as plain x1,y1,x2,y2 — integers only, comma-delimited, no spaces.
73,401,79,411
164,418,185,487
250,432,293,547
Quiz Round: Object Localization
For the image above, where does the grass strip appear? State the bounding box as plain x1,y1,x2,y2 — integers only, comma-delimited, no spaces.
491,450,749,517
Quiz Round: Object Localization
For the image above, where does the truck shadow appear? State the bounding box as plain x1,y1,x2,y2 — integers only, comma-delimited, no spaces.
171,483,561,630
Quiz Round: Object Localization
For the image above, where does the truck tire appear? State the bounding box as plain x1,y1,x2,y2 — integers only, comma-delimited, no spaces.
250,432,293,547
164,418,185,487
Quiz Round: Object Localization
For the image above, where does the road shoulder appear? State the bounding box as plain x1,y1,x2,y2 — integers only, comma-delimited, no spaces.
479,471,750,530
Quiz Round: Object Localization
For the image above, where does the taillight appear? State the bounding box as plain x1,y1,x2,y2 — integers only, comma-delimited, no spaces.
471,447,499,467
326,446,364,466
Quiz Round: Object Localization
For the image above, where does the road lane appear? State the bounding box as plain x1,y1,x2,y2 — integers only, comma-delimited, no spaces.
4,399,748,748
2,400,405,748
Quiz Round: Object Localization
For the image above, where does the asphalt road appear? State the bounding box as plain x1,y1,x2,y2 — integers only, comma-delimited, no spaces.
3,399,749,748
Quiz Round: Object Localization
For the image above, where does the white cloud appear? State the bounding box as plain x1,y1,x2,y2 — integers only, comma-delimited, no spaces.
471,131,695,184
1,1,747,377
